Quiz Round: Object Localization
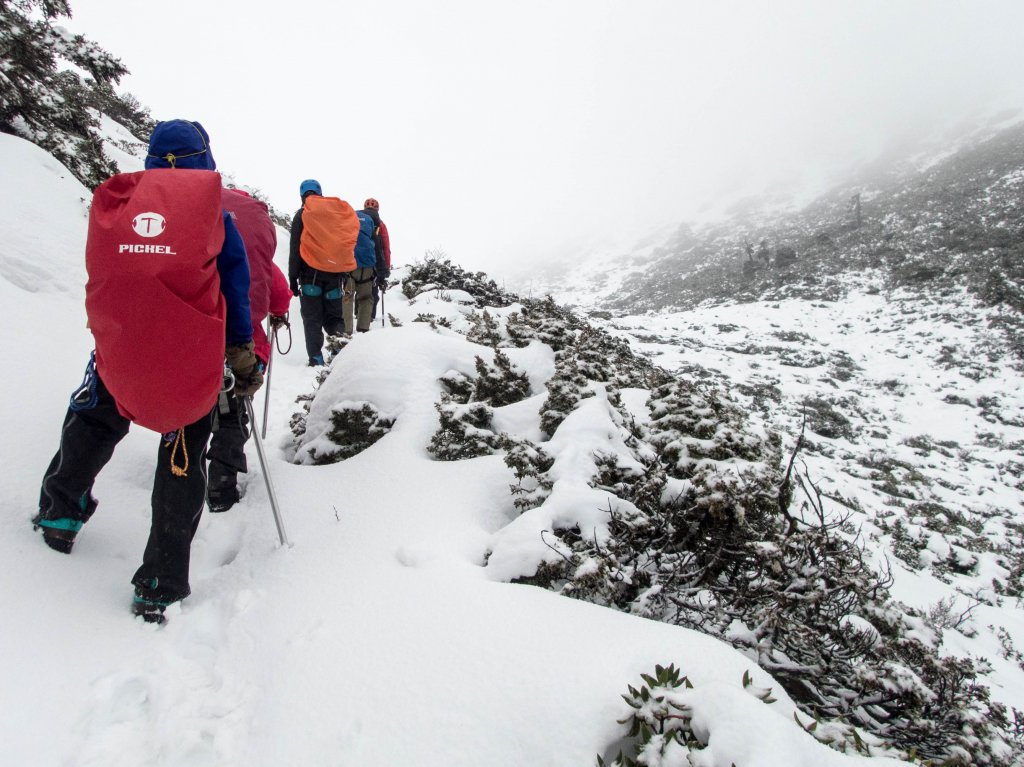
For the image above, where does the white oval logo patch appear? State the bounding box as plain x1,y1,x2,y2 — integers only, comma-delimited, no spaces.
132,212,166,238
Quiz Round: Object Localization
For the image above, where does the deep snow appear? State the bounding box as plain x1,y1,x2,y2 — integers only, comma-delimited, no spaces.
0,129,964,766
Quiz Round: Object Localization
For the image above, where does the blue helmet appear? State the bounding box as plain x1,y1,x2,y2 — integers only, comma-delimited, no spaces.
300,179,322,198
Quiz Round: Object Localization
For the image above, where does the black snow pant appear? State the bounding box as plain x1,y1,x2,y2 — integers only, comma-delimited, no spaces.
371,282,380,320
37,356,214,603
299,274,346,360
207,388,249,506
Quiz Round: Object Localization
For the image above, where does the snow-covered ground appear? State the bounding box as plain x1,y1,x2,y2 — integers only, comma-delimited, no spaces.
0,132,926,765
598,283,1024,714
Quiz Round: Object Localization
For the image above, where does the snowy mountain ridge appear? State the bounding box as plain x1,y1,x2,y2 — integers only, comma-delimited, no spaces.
535,120,1024,339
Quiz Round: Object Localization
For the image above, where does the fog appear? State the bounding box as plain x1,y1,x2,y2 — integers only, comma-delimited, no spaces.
66,0,1024,282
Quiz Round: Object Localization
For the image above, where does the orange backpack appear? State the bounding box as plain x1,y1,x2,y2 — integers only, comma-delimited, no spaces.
299,195,359,273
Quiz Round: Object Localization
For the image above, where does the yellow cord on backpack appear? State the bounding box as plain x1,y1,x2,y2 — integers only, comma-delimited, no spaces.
169,427,189,477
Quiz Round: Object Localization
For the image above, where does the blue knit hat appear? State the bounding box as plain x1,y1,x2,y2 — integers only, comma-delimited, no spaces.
145,120,216,170
300,179,322,198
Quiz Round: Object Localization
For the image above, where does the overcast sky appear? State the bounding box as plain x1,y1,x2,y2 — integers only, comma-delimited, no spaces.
64,0,1024,281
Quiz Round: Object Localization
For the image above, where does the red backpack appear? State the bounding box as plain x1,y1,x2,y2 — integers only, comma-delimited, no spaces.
85,169,226,433
222,188,276,323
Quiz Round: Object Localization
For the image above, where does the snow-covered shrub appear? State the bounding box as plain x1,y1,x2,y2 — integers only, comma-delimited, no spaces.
428,400,500,461
473,349,530,407
802,395,857,441
439,370,474,404
500,437,553,512
505,296,583,352
428,351,529,460
403,256,516,307
303,403,394,465
521,376,1017,763
539,327,671,438
412,313,452,329
289,368,332,441
647,378,778,475
539,356,594,438
466,309,503,347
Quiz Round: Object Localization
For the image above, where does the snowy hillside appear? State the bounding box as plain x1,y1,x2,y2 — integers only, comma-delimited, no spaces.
541,121,1024,344
0,134,936,766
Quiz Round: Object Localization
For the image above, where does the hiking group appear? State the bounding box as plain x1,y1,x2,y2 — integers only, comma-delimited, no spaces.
31,118,392,623
289,180,391,366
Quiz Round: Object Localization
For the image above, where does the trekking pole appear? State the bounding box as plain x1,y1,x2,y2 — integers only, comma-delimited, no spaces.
261,322,276,439
243,396,290,547
381,287,386,328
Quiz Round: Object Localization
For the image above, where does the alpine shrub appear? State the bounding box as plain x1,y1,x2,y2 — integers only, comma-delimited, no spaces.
473,349,531,407
301,403,394,464
428,400,500,461
403,256,517,307
500,436,554,512
466,309,504,347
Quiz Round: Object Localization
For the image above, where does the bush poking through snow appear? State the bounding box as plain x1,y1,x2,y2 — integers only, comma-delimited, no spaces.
500,437,554,512
525,379,1017,763
473,350,531,407
439,370,475,404
597,664,704,767
403,256,516,308
466,309,504,347
303,403,395,465
428,400,500,461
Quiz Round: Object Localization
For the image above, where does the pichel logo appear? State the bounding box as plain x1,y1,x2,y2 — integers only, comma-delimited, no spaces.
118,244,178,254
132,212,166,238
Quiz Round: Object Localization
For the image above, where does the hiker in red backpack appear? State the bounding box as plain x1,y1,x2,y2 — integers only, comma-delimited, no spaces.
32,119,262,624
288,180,360,365
207,189,291,512
363,198,392,322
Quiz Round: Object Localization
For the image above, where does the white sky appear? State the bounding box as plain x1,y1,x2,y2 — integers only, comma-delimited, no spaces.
65,0,1024,281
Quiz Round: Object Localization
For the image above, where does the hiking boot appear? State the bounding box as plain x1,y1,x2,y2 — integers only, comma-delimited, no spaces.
131,590,170,624
207,470,239,513
308,354,325,367
32,513,83,554
207,495,238,513
131,578,180,624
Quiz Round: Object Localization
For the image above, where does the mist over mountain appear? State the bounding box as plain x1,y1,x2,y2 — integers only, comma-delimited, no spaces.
535,121,1024,346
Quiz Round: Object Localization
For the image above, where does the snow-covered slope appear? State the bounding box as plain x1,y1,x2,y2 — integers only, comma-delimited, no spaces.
604,278,1024,706
0,133,921,766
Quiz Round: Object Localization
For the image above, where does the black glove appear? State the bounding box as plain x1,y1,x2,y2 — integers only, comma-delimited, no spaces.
226,341,264,397
269,312,290,330
290,281,299,297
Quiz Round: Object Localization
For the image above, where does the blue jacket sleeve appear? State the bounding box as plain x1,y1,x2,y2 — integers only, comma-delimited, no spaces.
218,212,254,346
